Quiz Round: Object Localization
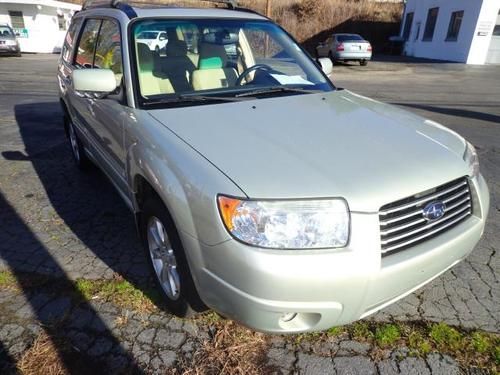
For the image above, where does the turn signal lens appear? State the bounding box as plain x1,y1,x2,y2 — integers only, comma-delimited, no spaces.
218,196,242,231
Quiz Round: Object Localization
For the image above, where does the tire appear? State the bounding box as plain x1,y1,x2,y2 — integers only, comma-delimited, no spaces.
65,115,90,169
155,45,160,54
360,60,368,66
140,197,206,317
328,51,336,65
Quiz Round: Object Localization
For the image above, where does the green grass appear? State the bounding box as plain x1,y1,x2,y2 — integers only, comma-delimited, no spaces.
350,321,374,341
471,331,494,354
429,322,463,351
375,324,401,347
0,271,17,288
408,331,432,355
74,277,156,312
327,326,345,337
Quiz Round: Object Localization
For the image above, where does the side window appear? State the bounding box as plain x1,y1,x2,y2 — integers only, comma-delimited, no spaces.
74,19,101,68
94,19,123,84
62,17,82,63
8,11,25,29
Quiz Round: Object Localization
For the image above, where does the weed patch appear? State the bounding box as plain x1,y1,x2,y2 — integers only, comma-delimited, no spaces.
375,324,401,347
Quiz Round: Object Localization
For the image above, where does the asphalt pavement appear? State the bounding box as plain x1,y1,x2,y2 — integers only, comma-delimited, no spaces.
0,54,498,374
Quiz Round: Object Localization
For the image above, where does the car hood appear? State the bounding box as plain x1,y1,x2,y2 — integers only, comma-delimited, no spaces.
149,90,468,212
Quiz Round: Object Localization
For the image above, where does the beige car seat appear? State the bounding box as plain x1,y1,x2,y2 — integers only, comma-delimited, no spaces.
136,43,174,96
191,42,237,91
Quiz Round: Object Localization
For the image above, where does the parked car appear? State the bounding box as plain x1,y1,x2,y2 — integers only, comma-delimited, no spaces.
136,30,168,53
317,33,372,65
0,24,21,56
58,0,489,333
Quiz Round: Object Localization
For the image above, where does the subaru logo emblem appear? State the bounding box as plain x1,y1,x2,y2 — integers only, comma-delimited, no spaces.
422,201,446,222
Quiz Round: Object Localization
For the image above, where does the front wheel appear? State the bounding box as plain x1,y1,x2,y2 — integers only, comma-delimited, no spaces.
360,59,368,66
141,197,206,317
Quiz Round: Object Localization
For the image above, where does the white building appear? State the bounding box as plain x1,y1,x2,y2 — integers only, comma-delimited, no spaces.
400,0,500,64
0,0,80,53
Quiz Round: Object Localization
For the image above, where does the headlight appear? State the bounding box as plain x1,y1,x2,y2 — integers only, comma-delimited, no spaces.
463,141,479,177
217,196,349,249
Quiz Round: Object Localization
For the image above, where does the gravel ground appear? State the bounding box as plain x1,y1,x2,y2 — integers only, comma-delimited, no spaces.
0,54,498,374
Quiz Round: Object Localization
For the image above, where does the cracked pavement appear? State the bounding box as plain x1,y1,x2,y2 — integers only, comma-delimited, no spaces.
0,54,498,373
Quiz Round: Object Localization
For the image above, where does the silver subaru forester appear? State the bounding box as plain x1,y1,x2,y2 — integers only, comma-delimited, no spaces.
58,0,489,333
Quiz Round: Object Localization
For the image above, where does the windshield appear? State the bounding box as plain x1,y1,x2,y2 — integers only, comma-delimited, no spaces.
337,34,364,42
131,19,333,105
0,26,14,37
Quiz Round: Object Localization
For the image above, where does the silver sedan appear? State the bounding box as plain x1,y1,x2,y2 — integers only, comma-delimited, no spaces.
317,33,372,66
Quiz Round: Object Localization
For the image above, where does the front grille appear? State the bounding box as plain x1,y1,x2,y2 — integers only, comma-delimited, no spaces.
379,177,472,256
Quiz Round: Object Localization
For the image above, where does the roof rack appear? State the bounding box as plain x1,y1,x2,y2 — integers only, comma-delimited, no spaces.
82,0,238,11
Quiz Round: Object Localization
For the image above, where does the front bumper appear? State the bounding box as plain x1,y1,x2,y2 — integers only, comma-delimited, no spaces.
0,44,20,55
183,175,489,333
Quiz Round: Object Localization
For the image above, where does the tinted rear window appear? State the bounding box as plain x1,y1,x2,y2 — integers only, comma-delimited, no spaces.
337,35,364,42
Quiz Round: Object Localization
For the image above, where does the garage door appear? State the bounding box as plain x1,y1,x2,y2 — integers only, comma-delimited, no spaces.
486,13,500,64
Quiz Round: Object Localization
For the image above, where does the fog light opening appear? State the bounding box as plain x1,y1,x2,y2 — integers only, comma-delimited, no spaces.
280,312,297,323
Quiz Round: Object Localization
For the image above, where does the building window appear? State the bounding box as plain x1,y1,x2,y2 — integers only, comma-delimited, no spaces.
57,15,66,31
402,12,414,40
446,11,464,41
493,25,500,36
8,11,25,29
423,7,439,41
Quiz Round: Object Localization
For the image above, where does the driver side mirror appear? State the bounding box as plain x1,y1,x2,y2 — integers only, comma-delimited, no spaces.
72,69,117,96
159,34,167,41
317,57,333,76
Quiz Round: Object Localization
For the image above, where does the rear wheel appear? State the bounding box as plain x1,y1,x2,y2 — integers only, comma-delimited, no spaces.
360,59,368,66
66,116,90,169
328,51,337,65
141,197,206,317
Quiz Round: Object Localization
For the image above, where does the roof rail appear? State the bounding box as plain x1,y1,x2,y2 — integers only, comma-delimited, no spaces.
82,0,238,11
81,0,137,18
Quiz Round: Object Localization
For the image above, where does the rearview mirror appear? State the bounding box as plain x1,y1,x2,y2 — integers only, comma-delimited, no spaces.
317,57,333,76
72,69,117,94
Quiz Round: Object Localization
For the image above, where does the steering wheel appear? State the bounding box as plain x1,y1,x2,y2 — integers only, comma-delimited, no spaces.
236,64,274,86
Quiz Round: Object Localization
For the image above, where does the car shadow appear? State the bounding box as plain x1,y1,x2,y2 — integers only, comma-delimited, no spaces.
394,102,500,124
7,101,158,292
0,191,143,373
0,100,167,370
0,341,16,373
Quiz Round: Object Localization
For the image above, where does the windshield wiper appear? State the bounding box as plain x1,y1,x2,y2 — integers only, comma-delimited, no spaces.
143,94,252,106
235,86,323,98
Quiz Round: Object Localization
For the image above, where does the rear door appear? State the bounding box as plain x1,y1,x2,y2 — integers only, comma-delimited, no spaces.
66,18,102,146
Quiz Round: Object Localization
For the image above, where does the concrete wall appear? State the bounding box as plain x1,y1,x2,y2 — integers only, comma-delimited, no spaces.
402,0,483,63
0,2,75,53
